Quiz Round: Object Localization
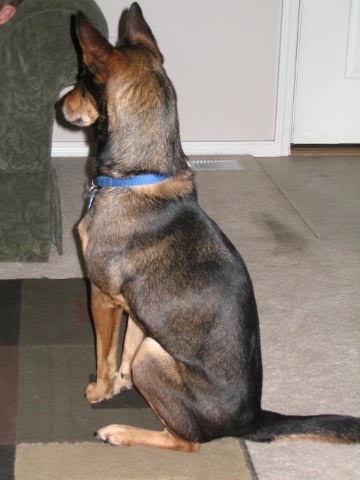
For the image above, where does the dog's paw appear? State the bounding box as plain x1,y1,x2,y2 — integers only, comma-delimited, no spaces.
112,372,133,395
85,381,113,403
96,424,135,446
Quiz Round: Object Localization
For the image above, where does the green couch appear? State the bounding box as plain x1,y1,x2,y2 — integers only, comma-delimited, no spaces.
0,0,108,261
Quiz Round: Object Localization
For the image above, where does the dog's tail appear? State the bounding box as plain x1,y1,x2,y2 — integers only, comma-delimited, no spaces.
243,410,360,444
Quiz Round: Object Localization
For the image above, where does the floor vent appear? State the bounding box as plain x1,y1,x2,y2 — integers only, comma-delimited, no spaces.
187,157,244,171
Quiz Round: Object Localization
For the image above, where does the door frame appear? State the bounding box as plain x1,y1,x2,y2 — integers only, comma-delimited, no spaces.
274,0,301,156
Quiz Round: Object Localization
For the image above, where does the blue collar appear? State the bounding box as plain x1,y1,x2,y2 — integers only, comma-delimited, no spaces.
95,173,172,188
88,173,172,209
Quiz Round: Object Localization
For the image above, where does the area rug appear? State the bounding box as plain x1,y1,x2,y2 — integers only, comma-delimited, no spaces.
0,278,258,480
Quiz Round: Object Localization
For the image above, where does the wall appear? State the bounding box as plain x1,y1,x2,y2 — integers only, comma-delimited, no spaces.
52,0,283,155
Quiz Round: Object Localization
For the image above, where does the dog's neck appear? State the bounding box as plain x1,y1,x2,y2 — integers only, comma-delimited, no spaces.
94,87,188,178
95,133,187,178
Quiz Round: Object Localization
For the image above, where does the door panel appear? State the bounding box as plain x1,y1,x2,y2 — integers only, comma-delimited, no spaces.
292,0,360,144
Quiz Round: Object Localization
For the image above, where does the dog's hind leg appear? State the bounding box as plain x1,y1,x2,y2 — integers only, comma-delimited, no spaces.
96,425,199,452
96,337,201,451
113,316,145,394
85,284,123,403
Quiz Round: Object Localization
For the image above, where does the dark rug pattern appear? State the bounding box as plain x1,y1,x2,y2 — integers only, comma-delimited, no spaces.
0,278,257,479
0,279,163,477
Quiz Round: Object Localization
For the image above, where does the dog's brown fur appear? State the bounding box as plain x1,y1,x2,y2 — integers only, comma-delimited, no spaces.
62,3,360,451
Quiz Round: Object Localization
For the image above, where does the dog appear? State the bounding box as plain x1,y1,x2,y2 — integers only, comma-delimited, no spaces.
61,3,360,451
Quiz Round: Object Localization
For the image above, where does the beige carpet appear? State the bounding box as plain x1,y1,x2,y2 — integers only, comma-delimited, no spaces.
1,155,359,479
15,439,255,480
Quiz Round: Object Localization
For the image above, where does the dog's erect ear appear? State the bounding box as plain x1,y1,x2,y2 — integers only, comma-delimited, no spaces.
76,12,113,71
127,3,164,63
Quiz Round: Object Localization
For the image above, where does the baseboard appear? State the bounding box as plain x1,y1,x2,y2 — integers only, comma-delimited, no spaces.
182,141,277,156
51,142,92,157
51,141,279,157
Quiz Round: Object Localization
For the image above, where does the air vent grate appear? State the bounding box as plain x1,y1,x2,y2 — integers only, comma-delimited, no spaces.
187,158,244,171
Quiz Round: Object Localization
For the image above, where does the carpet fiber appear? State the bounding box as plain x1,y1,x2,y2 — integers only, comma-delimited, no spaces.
0,278,257,480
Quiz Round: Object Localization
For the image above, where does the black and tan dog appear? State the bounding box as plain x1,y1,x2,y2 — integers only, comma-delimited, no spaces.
62,3,360,451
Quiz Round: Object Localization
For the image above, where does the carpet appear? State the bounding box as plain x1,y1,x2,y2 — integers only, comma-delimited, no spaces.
0,278,257,480
1,156,359,479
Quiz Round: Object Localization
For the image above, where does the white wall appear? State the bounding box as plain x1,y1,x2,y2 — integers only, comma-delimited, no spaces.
52,0,283,155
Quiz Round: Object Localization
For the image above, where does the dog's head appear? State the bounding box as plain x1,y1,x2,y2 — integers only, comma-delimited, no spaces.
62,3,186,174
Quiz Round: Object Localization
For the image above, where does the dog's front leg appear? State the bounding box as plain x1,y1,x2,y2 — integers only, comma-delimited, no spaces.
85,284,122,403
113,316,145,395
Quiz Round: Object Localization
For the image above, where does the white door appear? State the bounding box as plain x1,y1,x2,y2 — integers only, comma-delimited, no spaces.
292,0,360,144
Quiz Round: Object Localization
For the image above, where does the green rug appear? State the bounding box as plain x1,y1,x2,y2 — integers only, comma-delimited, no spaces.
0,278,257,479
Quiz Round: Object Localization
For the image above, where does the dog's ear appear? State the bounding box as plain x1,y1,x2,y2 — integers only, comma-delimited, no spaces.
126,2,164,63
76,12,113,72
